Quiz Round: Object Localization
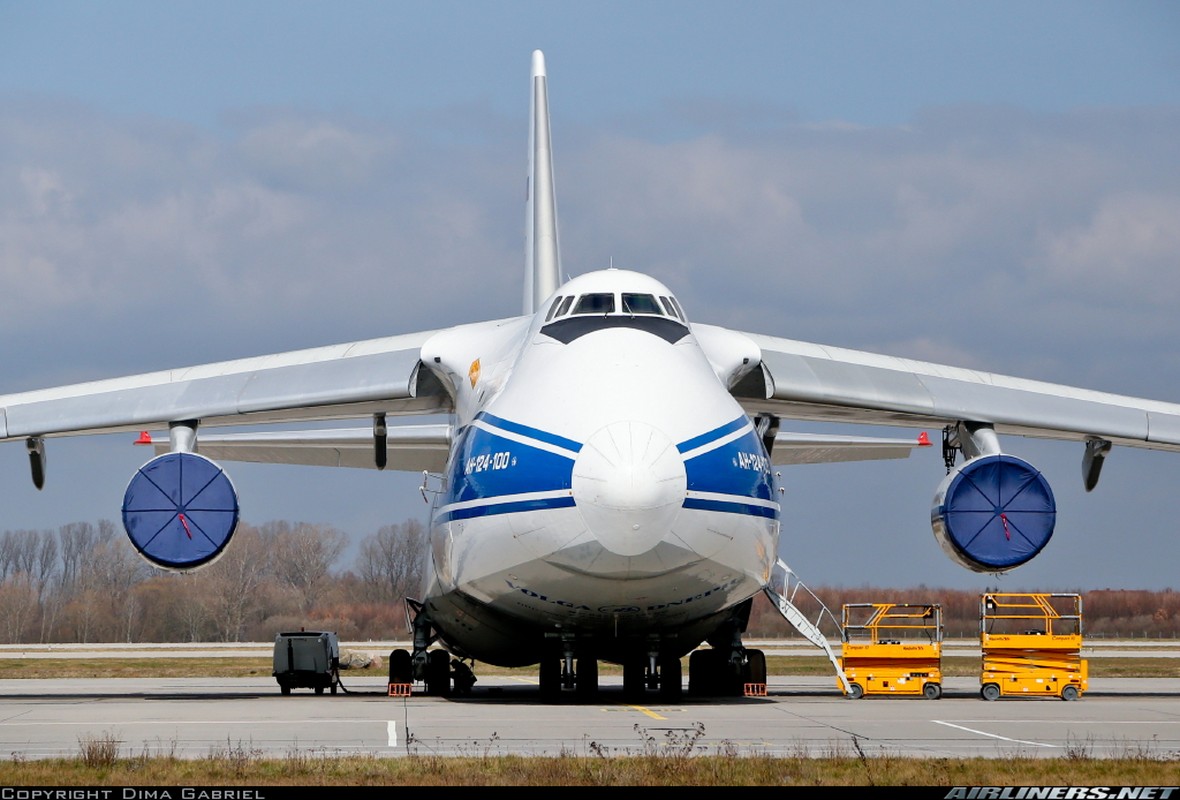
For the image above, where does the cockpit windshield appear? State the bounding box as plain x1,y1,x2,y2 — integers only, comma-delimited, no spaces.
621,293,662,315
550,291,684,320
573,293,615,314
541,287,689,344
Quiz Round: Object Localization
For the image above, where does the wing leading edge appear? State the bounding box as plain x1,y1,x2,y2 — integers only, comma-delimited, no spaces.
0,319,519,443
725,328,1180,453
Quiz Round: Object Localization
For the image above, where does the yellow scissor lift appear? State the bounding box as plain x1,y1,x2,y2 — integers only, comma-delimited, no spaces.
979,592,1087,701
838,603,943,699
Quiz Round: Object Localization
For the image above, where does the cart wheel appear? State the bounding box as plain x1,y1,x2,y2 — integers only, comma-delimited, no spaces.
923,682,942,700
847,683,864,699
1061,685,1079,701
280,684,291,696
315,686,324,695
981,683,1000,701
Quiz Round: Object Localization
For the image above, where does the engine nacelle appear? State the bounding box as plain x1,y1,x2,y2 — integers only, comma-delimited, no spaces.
122,452,240,572
931,453,1056,573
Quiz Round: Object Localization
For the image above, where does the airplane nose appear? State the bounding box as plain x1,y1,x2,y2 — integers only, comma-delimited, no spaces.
571,421,686,556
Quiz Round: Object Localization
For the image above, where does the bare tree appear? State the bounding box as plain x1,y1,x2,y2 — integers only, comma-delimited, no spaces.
56,521,97,598
0,575,39,643
268,521,347,613
195,525,276,642
355,518,429,606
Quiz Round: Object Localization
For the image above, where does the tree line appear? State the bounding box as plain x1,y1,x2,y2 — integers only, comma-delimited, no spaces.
0,519,1176,643
0,519,427,643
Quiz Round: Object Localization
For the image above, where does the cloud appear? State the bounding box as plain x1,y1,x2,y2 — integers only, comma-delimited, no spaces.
2,97,1177,400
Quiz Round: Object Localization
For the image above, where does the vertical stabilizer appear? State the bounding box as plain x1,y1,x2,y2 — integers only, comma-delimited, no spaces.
524,49,561,315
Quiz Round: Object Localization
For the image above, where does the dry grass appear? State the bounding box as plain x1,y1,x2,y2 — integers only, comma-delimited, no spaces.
1,734,1177,786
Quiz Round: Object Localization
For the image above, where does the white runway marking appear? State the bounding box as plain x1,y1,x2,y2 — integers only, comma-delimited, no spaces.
387,720,397,747
933,720,1058,748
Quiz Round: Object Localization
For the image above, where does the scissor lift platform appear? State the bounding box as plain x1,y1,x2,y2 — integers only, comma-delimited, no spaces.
838,603,943,699
979,592,1087,701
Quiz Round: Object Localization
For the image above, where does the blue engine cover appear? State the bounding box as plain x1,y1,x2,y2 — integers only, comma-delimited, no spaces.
931,454,1056,572
122,452,240,572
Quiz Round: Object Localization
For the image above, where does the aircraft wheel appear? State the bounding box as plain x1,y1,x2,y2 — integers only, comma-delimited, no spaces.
426,650,451,697
388,649,413,685
688,650,715,696
981,683,1001,702
575,655,598,700
744,649,767,686
539,656,561,702
1061,685,1079,701
847,682,864,700
923,682,942,700
622,656,646,702
659,654,682,701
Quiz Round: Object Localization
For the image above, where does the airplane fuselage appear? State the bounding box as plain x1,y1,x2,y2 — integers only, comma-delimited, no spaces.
418,270,780,666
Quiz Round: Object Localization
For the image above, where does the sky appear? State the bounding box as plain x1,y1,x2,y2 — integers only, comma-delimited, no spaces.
1,1,1179,595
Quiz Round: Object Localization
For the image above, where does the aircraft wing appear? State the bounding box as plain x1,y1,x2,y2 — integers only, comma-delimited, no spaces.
0,319,517,444
727,329,1180,454
135,423,453,472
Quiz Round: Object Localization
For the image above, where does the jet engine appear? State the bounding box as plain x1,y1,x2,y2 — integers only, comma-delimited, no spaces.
121,452,240,572
931,453,1056,573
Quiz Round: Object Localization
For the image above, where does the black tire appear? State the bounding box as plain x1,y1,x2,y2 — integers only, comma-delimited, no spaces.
388,649,413,685
575,656,598,700
688,649,715,697
622,656,646,702
539,656,560,702
744,649,767,686
1061,685,1079,701
426,650,451,696
923,682,942,700
847,682,864,700
981,683,1001,701
659,654,683,701
314,686,324,695
279,683,291,696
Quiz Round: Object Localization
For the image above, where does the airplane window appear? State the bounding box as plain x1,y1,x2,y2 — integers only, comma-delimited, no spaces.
573,293,615,314
545,296,563,321
556,295,574,317
621,293,662,315
658,296,677,319
668,296,687,321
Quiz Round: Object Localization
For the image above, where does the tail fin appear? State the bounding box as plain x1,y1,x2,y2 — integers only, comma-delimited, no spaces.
524,49,561,315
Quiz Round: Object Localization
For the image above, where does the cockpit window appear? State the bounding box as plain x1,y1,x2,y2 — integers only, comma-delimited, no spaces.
659,295,685,322
573,293,615,314
556,295,574,317
667,296,687,321
621,293,662,315
545,296,563,321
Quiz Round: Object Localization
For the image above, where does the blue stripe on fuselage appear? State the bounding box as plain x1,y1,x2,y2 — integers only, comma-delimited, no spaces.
476,411,582,453
435,495,577,524
676,416,749,454
437,414,776,523
681,420,778,512
445,423,577,506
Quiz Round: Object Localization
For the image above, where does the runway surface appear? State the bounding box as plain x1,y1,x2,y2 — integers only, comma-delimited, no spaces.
2,674,1179,761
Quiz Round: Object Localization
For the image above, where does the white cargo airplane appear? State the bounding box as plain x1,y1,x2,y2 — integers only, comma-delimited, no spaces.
3,51,1180,700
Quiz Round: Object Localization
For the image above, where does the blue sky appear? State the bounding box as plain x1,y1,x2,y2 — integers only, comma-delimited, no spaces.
2,1,1179,592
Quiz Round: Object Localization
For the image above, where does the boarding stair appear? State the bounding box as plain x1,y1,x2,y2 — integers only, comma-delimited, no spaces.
763,557,850,694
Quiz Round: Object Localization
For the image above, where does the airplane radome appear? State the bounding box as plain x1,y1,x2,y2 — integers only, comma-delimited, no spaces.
2,50,1179,701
